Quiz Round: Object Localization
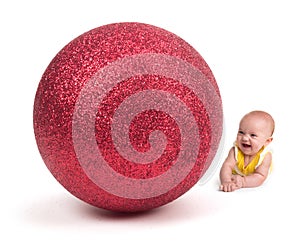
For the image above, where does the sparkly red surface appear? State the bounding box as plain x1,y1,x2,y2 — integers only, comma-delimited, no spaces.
33,22,223,212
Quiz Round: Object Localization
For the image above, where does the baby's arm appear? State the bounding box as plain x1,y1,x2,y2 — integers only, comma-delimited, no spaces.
238,152,272,188
219,148,237,192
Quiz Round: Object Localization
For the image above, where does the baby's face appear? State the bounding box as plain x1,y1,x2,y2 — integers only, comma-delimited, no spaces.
236,115,272,156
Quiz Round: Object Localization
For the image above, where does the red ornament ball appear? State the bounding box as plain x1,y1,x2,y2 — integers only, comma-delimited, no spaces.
33,22,223,212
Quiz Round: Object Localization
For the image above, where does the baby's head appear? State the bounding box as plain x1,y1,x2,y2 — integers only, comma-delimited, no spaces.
236,110,275,156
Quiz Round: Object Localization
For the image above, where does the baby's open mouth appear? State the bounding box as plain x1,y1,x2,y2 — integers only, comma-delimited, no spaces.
242,143,251,148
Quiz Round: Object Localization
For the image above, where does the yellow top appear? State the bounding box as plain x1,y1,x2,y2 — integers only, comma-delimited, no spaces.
233,144,272,176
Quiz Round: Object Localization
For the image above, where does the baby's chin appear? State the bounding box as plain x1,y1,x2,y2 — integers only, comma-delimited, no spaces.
238,143,253,155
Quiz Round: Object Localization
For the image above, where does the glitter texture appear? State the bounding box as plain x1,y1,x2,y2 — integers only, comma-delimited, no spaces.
33,22,223,212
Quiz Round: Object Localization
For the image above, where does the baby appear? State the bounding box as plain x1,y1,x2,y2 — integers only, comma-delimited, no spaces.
220,110,275,192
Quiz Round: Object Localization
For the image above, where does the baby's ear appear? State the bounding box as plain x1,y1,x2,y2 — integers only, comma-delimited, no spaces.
265,137,273,146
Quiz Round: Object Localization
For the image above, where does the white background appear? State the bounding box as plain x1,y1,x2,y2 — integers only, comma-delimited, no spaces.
1,0,299,251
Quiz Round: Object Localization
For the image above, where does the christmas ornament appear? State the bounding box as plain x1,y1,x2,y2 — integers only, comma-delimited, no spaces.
33,22,223,212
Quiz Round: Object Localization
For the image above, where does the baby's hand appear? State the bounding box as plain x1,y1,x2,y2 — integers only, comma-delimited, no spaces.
219,181,238,192
231,175,245,189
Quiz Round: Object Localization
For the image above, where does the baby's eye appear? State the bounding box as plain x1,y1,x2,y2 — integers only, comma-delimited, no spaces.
250,134,257,138
238,130,244,135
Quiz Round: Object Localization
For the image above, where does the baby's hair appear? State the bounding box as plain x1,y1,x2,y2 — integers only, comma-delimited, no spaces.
243,110,275,137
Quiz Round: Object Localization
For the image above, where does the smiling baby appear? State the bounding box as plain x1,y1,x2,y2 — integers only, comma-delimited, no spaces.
220,110,275,192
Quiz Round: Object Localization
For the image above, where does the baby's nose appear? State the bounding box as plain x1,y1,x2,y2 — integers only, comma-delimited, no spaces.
242,134,249,141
